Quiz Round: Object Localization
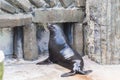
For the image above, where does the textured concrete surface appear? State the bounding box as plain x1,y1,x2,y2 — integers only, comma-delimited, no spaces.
5,0,32,12
86,0,120,64
74,0,85,7
0,28,13,56
23,24,38,60
3,64,92,80
59,0,74,8
73,23,83,56
33,8,85,23
3,56,120,80
0,0,16,14
0,14,32,28
29,0,45,8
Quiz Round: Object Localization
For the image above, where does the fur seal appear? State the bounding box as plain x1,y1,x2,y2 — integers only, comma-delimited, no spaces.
37,24,92,77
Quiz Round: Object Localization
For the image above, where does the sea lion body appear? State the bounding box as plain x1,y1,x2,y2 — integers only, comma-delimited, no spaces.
48,24,90,77
37,24,91,77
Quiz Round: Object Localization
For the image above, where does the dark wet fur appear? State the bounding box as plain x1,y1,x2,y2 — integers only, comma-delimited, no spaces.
37,24,92,77
61,70,92,77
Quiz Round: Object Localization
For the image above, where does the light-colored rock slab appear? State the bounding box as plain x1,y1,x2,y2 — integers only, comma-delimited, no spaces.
86,0,120,64
23,24,38,60
29,0,45,8
0,0,16,13
5,0,32,12
59,0,74,8
75,0,86,7
33,8,85,23
0,14,32,28
73,23,83,56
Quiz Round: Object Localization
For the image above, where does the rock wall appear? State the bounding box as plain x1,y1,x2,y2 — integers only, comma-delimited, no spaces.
86,0,120,64
73,23,84,56
0,0,120,64
0,0,85,60
0,28,13,57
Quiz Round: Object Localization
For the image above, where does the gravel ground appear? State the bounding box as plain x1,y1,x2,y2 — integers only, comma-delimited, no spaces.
3,56,120,80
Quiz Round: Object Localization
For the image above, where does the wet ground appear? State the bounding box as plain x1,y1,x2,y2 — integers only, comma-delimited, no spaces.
3,56,120,80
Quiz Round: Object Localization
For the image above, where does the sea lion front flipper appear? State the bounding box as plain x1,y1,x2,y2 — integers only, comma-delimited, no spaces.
36,58,52,65
61,71,76,77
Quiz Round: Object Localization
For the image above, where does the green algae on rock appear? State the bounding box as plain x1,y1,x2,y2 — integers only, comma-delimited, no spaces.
0,62,4,80
0,51,4,80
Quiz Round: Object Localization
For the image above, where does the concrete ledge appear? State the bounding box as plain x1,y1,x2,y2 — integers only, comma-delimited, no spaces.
0,14,32,28
0,8,84,27
33,8,85,23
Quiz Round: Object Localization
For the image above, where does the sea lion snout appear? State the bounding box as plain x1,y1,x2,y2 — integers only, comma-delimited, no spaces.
47,23,54,28
47,24,58,32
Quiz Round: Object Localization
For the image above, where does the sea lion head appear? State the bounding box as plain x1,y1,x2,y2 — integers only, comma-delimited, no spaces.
47,24,55,31
47,24,62,34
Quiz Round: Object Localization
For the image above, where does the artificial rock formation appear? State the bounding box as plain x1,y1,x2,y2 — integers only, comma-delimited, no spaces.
86,0,120,64
23,24,38,60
